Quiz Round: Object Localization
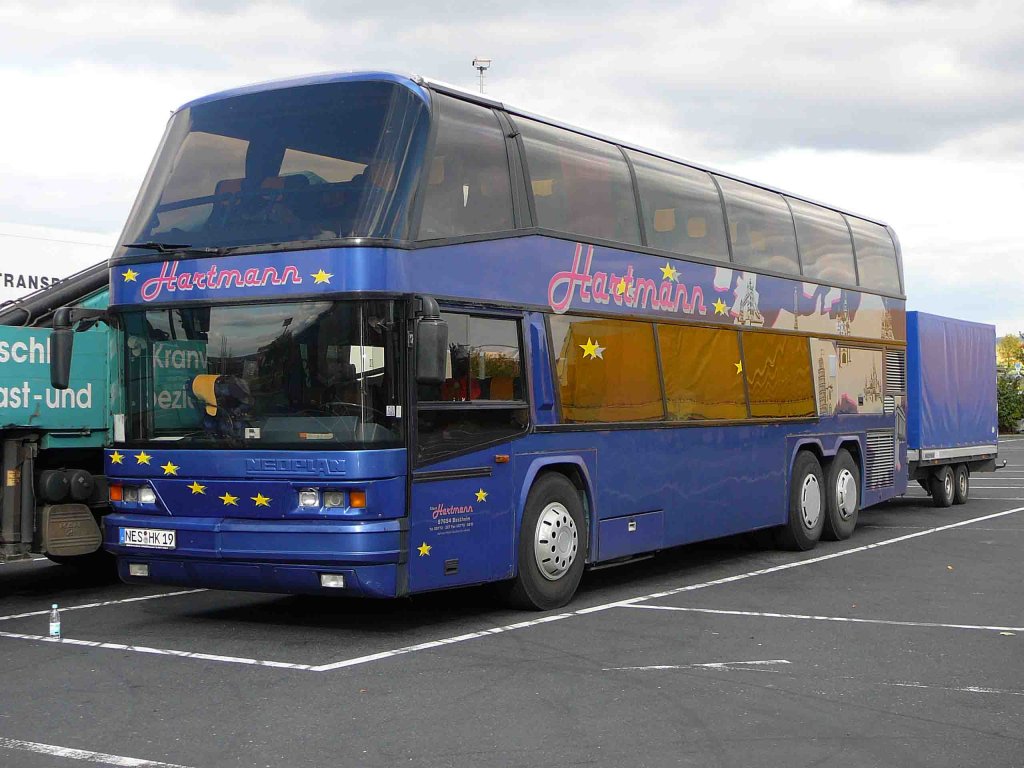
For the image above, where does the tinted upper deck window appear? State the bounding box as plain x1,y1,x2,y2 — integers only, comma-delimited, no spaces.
627,151,729,262
847,216,901,293
717,177,800,276
518,118,640,245
788,197,857,286
417,95,514,239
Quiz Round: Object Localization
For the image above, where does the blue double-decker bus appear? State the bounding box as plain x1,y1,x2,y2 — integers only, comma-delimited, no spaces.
56,72,907,609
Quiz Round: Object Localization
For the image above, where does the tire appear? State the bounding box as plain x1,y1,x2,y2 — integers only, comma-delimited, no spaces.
929,465,955,508
953,464,970,505
775,451,826,551
822,449,859,541
503,473,587,611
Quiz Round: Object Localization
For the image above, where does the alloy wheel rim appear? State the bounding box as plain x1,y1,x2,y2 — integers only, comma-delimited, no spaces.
533,502,578,581
800,474,822,529
835,468,857,520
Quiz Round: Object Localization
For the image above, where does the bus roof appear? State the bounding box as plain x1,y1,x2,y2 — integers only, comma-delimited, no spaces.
176,70,891,230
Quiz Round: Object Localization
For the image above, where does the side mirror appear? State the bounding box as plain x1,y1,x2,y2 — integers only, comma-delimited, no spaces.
50,327,74,390
49,306,107,390
415,296,448,385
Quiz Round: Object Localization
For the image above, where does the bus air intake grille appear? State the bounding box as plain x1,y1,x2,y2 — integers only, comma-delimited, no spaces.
865,431,895,489
883,395,895,415
885,350,906,393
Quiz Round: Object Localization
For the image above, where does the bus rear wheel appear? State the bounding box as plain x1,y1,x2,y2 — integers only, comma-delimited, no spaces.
775,451,825,551
929,465,955,508
503,473,587,611
953,464,970,505
822,449,859,541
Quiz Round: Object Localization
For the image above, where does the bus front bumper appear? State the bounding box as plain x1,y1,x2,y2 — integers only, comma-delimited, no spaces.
104,513,406,598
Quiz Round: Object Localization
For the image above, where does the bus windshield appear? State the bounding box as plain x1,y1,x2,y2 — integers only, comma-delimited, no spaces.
122,299,404,449
116,81,429,256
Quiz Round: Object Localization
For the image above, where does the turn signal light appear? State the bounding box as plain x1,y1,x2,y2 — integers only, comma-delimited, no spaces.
349,490,366,509
109,484,123,502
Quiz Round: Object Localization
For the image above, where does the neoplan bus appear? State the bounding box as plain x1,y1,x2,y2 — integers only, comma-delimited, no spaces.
52,72,908,610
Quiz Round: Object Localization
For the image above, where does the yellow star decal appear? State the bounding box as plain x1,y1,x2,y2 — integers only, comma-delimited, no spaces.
122,268,139,282
616,278,629,296
417,542,432,557
660,263,679,282
109,451,124,465
219,492,239,506
735,361,743,375
251,493,272,508
134,451,152,465
475,488,488,503
160,461,179,476
311,269,333,285
713,298,727,315
187,481,206,495
579,337,605,360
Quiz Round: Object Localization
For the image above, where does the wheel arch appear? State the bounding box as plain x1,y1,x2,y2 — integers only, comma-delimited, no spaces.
515,456,596,566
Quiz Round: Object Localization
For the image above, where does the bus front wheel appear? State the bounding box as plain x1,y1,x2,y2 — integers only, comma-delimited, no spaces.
775,451,825,551
503,473,587,611
822,449,859,541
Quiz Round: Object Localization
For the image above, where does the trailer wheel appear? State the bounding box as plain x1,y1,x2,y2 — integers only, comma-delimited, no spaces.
775,451,825,551
502,473,587,611
953,464,970,505
929,465,955,508
822,449,859,541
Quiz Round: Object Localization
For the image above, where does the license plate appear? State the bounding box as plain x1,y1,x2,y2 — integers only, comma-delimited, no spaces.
119,527,176,549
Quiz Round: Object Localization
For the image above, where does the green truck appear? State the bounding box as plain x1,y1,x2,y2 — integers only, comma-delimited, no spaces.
0,263,116,569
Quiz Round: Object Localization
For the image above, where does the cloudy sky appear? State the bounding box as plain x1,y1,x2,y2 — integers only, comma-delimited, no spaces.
1,0,1020,331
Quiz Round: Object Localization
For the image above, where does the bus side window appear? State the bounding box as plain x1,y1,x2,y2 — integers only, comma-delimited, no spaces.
847,216,901,294
518,118,640,246
417,95,513,240
415,312,528,465
626,150,730,263
717,176,800,276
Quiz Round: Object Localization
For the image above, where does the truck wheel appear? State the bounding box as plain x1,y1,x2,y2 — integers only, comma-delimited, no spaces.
775,451,825,551
953,464,970,505
503,473,587,611
822,449,859,541
929,466,955,508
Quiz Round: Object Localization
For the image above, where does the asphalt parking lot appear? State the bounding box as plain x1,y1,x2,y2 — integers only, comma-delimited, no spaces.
2,439,1022,768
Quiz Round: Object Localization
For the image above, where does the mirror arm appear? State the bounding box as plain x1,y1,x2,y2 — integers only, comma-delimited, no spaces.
52,306,109,332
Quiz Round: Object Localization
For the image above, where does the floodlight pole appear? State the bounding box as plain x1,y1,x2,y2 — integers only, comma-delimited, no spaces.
472,58,492,94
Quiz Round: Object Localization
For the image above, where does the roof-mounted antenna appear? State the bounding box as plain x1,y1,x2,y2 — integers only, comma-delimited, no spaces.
472,57,492,94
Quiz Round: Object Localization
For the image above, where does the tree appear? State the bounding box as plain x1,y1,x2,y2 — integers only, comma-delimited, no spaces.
997,373,1024,433
996,333,1024,368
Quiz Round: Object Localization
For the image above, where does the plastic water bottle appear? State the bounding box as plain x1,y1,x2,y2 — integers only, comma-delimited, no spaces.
48,603,61,640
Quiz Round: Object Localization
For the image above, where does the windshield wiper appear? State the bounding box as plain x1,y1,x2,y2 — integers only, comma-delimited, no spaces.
122,241,226,256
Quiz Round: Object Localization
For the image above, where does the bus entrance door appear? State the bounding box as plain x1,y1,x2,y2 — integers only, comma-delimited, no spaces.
408,446,515,593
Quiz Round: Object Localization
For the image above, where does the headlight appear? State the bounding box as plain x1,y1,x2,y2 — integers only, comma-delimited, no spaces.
298,488,320,508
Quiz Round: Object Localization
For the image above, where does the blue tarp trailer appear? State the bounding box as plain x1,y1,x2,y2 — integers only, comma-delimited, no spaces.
906,311,999,507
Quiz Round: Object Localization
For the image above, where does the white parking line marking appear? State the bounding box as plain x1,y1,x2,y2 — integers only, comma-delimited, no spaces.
0,589,206,623
575,505,1024,614
309,613,575,671
604,659,791,671
2,506,1021,673
0,736,192,767
624,605,1024,633
885,681,1024,697
0,631,317,670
